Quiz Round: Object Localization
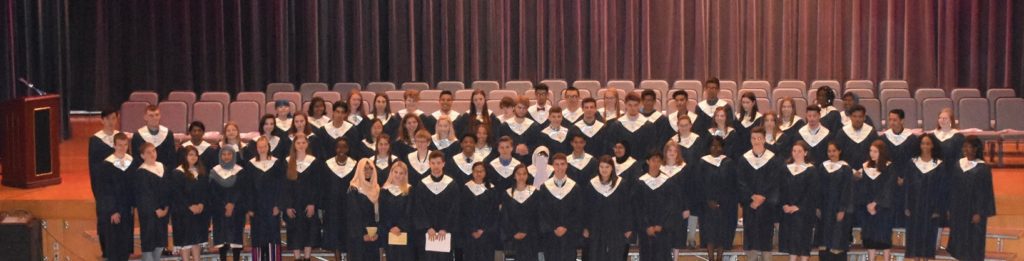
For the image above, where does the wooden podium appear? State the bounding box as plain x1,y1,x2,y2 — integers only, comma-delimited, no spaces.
0,94,61,188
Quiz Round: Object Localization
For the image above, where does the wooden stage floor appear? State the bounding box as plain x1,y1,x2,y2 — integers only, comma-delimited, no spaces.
2,116,1023,260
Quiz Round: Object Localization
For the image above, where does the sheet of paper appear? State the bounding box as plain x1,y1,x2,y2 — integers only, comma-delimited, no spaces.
424,233,452,253
366,227,378,237
388,232,408,246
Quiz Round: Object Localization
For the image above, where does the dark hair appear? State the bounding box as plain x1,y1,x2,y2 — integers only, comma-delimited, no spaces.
788,140,811,164
498,136,514,146
372,94,393,116
672,90,688,99
468,90,491,127
705,77,720,88
581,97,597,106
826,141,843,159
258,114,276,135
552,153,568,163
848,104,866,115
440,90,453,98
806,105,821,114
398,113,423,145
867,140,891,171
188,121,206,132
647,151,664,161
290,113,313,136
916,134,943,161
707,136,725,156
739,92,759,122
429,150,445,160
461,133,477,143
964,135,984,160
641,89,657,100
510,164,531,196
816,86,835,106
597,155,618,187
889,109,905,120
750,126,766,136
179,145,207,182
534,83,549,92
146,105,159,112
564,86,580,96
548,106,563,114
308,97,327,117
624,93,641,103
101,109,119,118
333,101,349,113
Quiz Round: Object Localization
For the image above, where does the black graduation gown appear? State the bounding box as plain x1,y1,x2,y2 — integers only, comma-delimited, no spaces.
694,156,737,248
497,118,542,152
820,107,843,132
169,168,211,247
672,133,709,166
633,173,681,261
536,178,584,261
349,114,373,139
732,113,764,157
614,158,644,184
94,155,137,260
316,121,362,159
881,129,918,228
607,115,656,160
535,125,581,157
736,150,783,251
583,177,633,261
796,125,833,165
778,117,806,138
460,182,500,261
430,137,462,159
446,152,483,185
353,138,379,160
934,131,965,169
778,164,819,256
322,157,357,251
209,165,250,248
642,111,674,144
135,163,173,251
947,159,996,261
412,175,462,261
501,187,541,261
694,100,730,137
345,189,381,261
281,157,324,249
392,140,416,162
453,112,500,137
244,135,292,160
574,119,612,156
372,154,400,186
379,186,414,261
403,151,433,188
904,158,948,258
487,157,525,193
854,164,897,249
566,154,598,183
245,158,286,246
765,132,795,161
661,164,692,249
179,140,219,172
87,131,117,257
368,114,401,140
815,161,854,251
131,126,179,168
836,125,878,168
402,110,437,134
839,110,876,129
711,128,743,160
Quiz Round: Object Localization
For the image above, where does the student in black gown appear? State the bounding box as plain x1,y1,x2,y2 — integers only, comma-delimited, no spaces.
836,105,877,168
672,114,709,165
346,159,382,261
247,114,292,160
431,115,462,157
413,151,462,261
210,147,247,261
779,141,818,261
170,146,210,261
245,137,287,260
527,84,554,125
282,134,323,261
666,91,698,141
317,102,362,159
447,134,485,184
473,123,497,161
598,87,623,122
500,164,540,261
348,90,372,135
369,94,400,139
488,136,524,192
561,87,585,125
816,142,854,261
405,129,435,186
736,126,783,261
661,141,693,251
694,78,729,136
709,107,742,159
498,96,542,155
761,112,794,160
932,108,965,168
394,113,427,158
219,122,247,162
733,92,764,156
839,93,876,128
322,138,358,258
640,89,672,143
289,113,322,158
89,109,120,259
814,86,842,132
611,140,643,181
432,91,462,133
582,156,633,261
307,96,332,128
94,133,136,261
566,135,598,182
372,133,400,185
380,161,414,260
796,105,832,164
634,152,681,261
905,134,948,260
460,163,500,261
135,143,173,261
354,119,386,159
695,137,735,261
180,121,219,170
131,105,178,169
882,109,918,228
537,153,584,261
855,140,897,261
537,107,581,156
947,136,996,261
777,97,806,137
455,89,500,137
273,100,295,135
574,98,611,156
398,90,438,133
609,93,655,159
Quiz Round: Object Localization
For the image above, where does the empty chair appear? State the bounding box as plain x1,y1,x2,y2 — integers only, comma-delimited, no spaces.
755,98,771,113
738,89,769,99
845,89,875,99
200,92,231,120
921,98,953,130
367,82,397,93
271,92,302,112
860,98,882,126
236,92,266,116
719,80,738,100
809,80,841,104
192,102,225,134
120,101,150,132
845,80,874,90
129,91,159,105
573,80,602,98
158,101,189,134
420,90,442,101
540,80,568,101
471,81,500,93
386,90,406,101
389,101,406,112
401,82,430,91
741,80,771,96
878,80,908,90
717,89,735,101
437,81,465,92
167,91,197,119
503,81,532,94
488,90,518,101
333,82,362,96
486,100,501,113
776,80,807,94
996,98,1024,131
987,88,1016,118
313,91,342,103
957,98,990,130
914,88,946,107
266,83,295,99
419,101,441,115
360,91,378,102
951,88,982,115
299,83,329,102
886,98,919,129
672,80,703,102
880,89,911,111
606,80,635,92
454,90,474,100
229,101,261,134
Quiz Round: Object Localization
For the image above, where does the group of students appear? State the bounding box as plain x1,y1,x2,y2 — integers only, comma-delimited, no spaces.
88,78,996,261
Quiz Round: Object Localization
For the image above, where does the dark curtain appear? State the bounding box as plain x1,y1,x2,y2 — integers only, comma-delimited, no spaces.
2,0,1023,111
1,0,71,138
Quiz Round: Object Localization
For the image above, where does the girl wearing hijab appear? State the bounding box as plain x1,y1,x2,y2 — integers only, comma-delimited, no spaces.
612,140,642,182
246,136,287,260
379,161,414,260
282,134,324,261
135,143,173,261
169,145,210,261
210,147,247,260
347,158,382,261
528,146,552,187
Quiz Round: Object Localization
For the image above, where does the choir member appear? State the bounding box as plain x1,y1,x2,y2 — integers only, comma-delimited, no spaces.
432,91,462,130
640,89,672,143
528,84,553,124
289,113,322,158
488,136,524,192
448,134,485,184
500,165,540,261
473,124,496,161
89,109,119,259
346,159,382,261
413,151,462,261
537,153,584,261
905,134,948,260
318,102,361,158
180,121,219,170
94,133,135,261
817,142,854,261
282,134,323,260
814,86,842,132
883,109,917,228
431,116,461,156
732,92,764,156
497,96,541,154
779,141,818,261
836,105,877,168
307,97,332,128
496,96,517,124
273,100,294,135
528,147,553,187
796,105,832,164
369,93,400,138
170,146,210,261
598,87,622,121
566,135,598,182
406,130,435,185
354,118,386,159
538,107,580,156
609,93,655,159
398,90,437,133
709,107,741,159
947,136,996,261
373,133,400,185
574,97,610,156
135,143,172,261
247,114,291,160
634,152,681,261
561,87,585,124
455,89,499,137
736,127,783,261
582,156,633,261
322,138,358,258
671,114,709,165
777,97,806,136
219,122,247,161
348,90,371,134
394,113,426,157
380,162,414,260
695,137,735,261
662,140,696,249
460,163,500,261
856,140,897,261
612,141,643,181
210,147,247,261
840,93,875,128
761,112,794,160
246,137,287,260
131,105,178,168
695,78,728,136
932,108,965,166
666,90,698,138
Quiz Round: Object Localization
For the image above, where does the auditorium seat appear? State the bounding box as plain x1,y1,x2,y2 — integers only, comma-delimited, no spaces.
607,80,635,92
192,102,225,136
419,101,440,115
453,90,474,100
437,81,465,92
488,90,518,101
719,80,738,100
158,101,189,136
996,98,1024,138
235,92,266,116
771,89,803,108
120,101,150,132
401,82,429,91
200,92,231,120
951,88,982,115
845,89,875,99
879,80,908,91
540,80,568,101
920,98,953,130
266,83,294,99
860,98,882,126
987,88,1016,118
640,80,669,106
129,91,159,105
167,91,197,120
672,80,703,101
385,90,405,101
669,88,698,103
366,82,396,93
572,80,601,98
229,101,261,135
880,89,911,115
741,80,771,99
776,80,807,95
312,91,342,103
299,83,328,102
486,100,500,112
471,81,500,93
389,101,405,112
271,92,302,112
596,88,627,100
332,82,362,96
738,89,768,99
914,88,947,120
631,88,664,102
420,90,442,101
717,89,735,101
845,80,873,91
452,101,470,113
886,98,919,129
264,101,296,118
359,91,377,103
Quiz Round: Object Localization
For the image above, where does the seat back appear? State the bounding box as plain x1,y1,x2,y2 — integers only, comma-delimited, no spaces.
167,91,197,119
158,101,189,133
920,98,953,130
437,81,465,92
401,82,430,91
266,83,295,99
367,82,397,93
606,80,635,92
540,80,568,101
129,91,159,105
672,80,703,102
886,98,919,129
332,82,362,96
229,101,261,134
503,81,531,94
120,101,150,132
299,83,328,102
193,101,225,132
995,98,1024,130
958,98,990,130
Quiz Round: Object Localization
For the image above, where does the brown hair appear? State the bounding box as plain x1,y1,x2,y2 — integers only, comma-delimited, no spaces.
867,140,890,171
179,145,207,182
287,133,313,180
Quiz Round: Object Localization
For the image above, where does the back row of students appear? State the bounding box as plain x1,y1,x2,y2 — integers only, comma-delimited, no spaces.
89,78,994,261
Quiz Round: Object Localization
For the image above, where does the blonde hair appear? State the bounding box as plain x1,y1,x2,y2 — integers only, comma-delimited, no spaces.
434,116,457,141
385,161,411,195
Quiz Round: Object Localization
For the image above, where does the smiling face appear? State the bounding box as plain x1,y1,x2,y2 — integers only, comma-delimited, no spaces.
598,161,613,180
791,144,807,163
439,94,453,111
472,164,487,183
294,136,309,152
374,96,388,114
920,136,935,159
404,117,420,134
827,143,841,161
335,140,349,158
613,143,626,158
144,109,161,128
186,148,200,167
376,138,391,155
261,118,276,135
962,141,977,160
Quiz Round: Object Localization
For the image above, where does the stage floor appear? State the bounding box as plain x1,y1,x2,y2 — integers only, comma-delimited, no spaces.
2,116,1023,260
